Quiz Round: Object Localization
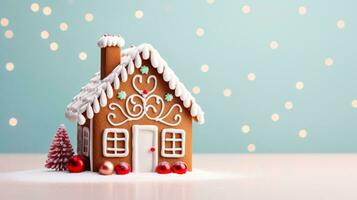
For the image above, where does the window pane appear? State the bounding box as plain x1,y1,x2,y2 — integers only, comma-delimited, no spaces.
116,132,125,139
165,132,173,139
107,132,114,138
165,141,173,148
116,140,125,149
107,141,114,148
174,141,182,148
165,150,174,155
175,133,182,139
107,150,115,154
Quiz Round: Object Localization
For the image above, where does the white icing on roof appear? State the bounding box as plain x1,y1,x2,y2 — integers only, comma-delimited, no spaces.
97,35,125,48
65,43,205,125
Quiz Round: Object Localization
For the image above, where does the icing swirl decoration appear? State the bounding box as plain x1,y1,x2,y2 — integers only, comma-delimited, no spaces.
107,74,183,127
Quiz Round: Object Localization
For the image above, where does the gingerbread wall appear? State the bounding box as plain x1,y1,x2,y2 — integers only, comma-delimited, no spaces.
91,58,193,172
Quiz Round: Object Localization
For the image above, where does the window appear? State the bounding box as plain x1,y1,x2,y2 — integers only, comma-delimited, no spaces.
77,126,83,154
103,128,129,157
82,127,90,157
161,129,185,158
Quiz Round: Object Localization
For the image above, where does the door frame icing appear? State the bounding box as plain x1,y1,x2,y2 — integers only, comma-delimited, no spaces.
132,125,158,172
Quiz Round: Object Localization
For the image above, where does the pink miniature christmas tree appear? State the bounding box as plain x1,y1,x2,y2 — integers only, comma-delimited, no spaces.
45,124,74,171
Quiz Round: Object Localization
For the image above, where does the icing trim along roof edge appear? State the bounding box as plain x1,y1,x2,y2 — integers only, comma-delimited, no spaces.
65,43,205,125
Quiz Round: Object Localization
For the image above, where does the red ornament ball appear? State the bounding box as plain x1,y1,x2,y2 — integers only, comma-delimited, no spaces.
156,161,171,174
114,162,131,175
172,161,187,174
67,155,85,173
143,89,148,95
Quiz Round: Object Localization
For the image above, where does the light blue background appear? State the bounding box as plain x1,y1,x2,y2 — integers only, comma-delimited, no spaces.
1,0,357,153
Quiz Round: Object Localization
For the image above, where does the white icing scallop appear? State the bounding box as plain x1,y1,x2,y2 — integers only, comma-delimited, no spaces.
86,104,94,118
157,63,164,74
183,98,191,108
114,75,120,89
107,38,113,47
156,59,163,70
97,35,125,48
169,78,176,90
163,68,172,82
93,98,100,113
128,60,135,74
78,114,86,125
142,47,150,60
135,54,142,68
190,103,198,116
175,84,183,97
97,37,107,48
121,67,128,82
180,91,187,101
100,90,107,106
106,83,113,98
197,109,204,124
150,51,159,68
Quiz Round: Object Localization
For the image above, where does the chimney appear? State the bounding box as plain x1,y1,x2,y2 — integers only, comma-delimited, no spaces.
97,34,125,79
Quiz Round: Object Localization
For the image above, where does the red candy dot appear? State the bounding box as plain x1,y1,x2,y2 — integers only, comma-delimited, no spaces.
150,147,155,152
143,89,148,95
172,161,187,174
156,162,171,174
114,162,131,175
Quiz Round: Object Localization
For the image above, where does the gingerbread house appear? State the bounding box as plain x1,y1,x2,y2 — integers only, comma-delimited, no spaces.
65,35,204,173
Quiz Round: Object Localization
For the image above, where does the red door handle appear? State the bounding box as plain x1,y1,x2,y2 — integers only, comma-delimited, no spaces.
150,147,155,152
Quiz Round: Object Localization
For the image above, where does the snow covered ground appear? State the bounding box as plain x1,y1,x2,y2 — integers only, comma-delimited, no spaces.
1,154,357,200
0,168,232,183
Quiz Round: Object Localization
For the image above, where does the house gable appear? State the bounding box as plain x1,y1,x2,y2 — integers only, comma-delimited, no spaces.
98,58,192,129
65,43,205,126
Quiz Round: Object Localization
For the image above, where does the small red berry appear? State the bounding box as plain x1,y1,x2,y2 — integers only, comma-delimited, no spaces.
150,147,155,152
114,162,131,175
156,162,171,174
172,161,187,174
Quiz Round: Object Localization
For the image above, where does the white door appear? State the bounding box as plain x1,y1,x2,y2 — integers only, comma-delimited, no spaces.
132,125,158,172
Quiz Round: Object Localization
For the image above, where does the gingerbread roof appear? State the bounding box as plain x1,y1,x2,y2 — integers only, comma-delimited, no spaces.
65,38,205,125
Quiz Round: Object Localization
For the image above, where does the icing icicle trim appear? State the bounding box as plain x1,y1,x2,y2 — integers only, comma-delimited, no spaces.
86,104,94,119
106,83,113,99
65,43,205,125
114,75,120,90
